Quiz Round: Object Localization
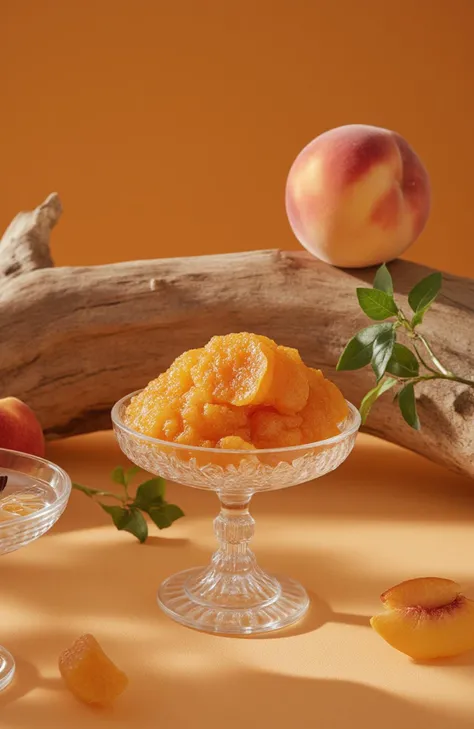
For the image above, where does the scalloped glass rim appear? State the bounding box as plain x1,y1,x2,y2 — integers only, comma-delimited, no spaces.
111,389,361,455
0,447,72,531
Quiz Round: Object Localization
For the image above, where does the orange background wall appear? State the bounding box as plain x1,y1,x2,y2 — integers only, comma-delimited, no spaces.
3,0,473,277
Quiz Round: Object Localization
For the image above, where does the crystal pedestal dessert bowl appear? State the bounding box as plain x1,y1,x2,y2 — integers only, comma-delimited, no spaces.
112,391,360,635
0,448,71,690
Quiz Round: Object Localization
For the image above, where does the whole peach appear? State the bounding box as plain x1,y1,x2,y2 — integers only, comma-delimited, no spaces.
285,124,431,268
0,397,45,457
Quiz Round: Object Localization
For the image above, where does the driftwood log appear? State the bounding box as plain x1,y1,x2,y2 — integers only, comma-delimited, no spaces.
1,194,473,477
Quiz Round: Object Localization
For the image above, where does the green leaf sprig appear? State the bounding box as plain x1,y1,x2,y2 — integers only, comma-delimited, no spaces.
337,264,474,429
73,466,184,543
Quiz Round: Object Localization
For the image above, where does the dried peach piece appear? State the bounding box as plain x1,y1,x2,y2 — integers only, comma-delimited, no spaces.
250,409,303,448
217,436,255,450
370,577,474,660
265,345,309,414
124,334,348,451
299,368,348,443
181,388,249,440
124,349,203,438
191,333,276,406
59,633,128,705
175,426,215,448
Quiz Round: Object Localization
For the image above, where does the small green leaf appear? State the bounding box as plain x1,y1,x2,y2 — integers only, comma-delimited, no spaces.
133,478,166,510
398,383,420,430
124,465,141,486
100,504,148,542
149,503,185,530
356,288,399,321
386,343,419,378
408,272,442,325
371,327,395,381
100,503,130,528
337,323,393,371
72,482,117,499
411,310,424,328
149,506,172,529
121,508,148,543
164,504,185,522
111,466,126,486
373,264,393,294
359,377,397,424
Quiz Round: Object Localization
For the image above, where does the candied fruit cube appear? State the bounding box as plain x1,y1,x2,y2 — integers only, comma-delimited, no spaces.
59,633,128,706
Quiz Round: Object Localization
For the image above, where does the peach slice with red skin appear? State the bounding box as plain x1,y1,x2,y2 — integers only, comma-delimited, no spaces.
370,577,474,660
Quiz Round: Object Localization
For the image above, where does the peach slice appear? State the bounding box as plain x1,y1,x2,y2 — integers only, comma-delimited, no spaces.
191,333,276,407
59,634,128,705
265,346,310,415
371,577,474,660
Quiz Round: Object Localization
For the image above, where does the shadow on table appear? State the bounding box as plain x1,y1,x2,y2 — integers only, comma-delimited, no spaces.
0,534,379,638
0,654,63,707
413,651,474,667
137,669,474,729
250,589,370,639
2,655,473,729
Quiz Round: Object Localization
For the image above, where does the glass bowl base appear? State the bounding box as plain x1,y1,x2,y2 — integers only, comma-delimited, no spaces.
157,567,310,635
0,646,15,691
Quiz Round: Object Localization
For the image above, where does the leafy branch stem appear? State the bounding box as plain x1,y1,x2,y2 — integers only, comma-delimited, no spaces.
337,264,474,429
414,332,452,377
398,298,472,384
412,341,439,375
73,466,185,542
409,372,474,388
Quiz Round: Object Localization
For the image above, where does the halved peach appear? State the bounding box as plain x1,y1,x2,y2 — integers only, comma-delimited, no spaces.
371,577,474,660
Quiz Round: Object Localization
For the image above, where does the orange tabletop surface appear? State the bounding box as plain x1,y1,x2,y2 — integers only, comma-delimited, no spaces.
1,430,473,728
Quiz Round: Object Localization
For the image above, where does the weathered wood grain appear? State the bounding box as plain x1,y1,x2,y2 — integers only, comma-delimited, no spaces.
1,195,473,477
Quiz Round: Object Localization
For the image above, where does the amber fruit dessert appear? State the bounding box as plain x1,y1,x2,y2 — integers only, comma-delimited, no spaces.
125,332,347,449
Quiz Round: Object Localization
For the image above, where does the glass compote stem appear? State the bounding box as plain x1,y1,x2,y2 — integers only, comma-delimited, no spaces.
185,491,280,608
158,488,310,633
